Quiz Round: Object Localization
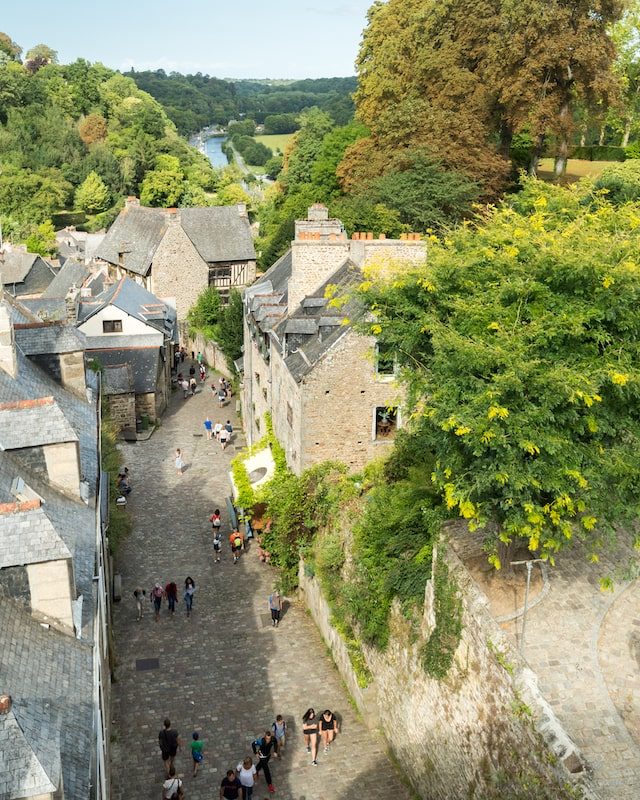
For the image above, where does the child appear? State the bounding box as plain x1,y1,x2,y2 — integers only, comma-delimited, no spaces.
213,530,222,562
272,715,286,752
190,731,204,777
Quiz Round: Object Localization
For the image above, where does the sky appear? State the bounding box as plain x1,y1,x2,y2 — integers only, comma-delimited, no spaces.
1,0,374,79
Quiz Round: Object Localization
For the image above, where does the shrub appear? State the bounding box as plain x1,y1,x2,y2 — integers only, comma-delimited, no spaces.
593,160,640,203
625,141,640,159
571,145,626,161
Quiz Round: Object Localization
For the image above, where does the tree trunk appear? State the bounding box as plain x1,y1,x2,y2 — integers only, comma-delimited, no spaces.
621,117,632,148
579,130,586,147
554,94,572,180
553,140,568,179
528,134,545,176
598,124,606,146
498,119,513,160
497,539,519,575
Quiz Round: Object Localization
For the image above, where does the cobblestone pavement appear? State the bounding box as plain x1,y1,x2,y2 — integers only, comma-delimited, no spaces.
110,365,412,800
520,543,640,799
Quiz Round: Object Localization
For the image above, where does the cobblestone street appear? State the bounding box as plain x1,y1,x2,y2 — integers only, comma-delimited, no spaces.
110,366,412,800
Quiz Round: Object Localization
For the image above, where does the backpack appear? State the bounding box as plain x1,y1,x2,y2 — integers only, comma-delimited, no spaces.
234,535,242,548
251,737,263,755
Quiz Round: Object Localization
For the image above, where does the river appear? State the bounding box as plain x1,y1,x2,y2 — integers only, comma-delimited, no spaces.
204,136,229,168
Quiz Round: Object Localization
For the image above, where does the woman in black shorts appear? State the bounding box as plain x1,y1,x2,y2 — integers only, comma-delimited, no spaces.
320,709,338,753
302,708,319,765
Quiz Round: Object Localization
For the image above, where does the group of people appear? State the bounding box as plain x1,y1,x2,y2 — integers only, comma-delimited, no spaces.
160,708,339,799
135,577,196,621
204,417,233,449
214,375,232,407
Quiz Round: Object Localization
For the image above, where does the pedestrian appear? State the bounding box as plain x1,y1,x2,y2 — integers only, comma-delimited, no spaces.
197,351,203,365
320,709,339,753
213,420,223,440
184,577,196,617
225,420,233,437
181,379,189,399
218,385,227,408
190,376,197,396
302,708,320,765
189,364,196,379
268,590,282,628
159,719,180,777
191,731,205,777
219,425,230,450
199,363,206,382
151,583,164,621
204,416,213,440
236,756,258,800
180,346,186,363
210,508,222,530
191,350,195,361
165,580,178,615
253,730,278,794
229,529,244,564
174,350,181,371
133,587,146,620
220,769,242,800
213,529,222,562
175,449,185,475
162,766,183,800
272,715,286,752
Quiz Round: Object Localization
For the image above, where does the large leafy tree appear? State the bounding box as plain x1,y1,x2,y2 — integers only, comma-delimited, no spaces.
75,170,110,214
359,178,640,564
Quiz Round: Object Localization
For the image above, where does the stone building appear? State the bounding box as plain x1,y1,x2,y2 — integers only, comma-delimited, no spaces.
76,276,178,433
0,290,111,800
242,205,426,474
1,247,57,298
95,198,256,319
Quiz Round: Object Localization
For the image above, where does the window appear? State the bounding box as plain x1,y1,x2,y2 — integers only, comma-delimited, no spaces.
102,320,122,333
287,402,293,427
374,406,398,439
209,265,233,304
375,343,395,378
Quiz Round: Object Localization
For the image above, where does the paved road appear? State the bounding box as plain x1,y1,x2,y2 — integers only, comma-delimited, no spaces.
110,365,411,800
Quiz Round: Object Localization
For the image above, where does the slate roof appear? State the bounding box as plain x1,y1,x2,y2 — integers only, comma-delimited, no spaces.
270,260,363,383
41,259,89,299
90,347,160,394
181,206,255,262
0,499,72,568
14,323,86,356
14,298,67,323
78,276,177,340
95,205,168,276
1,251,38,284
101,364,134,394
0,397,78,451
244,250,291,335
96,204,255,276
0,701,61,798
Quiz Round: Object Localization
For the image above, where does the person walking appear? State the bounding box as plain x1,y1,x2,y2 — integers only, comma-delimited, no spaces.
254,730,278,793
220,769,242,800
320,709,339,753
197,351,203,365
236,756,258,800
159,719,180,777
213,529,222,562
190,376,197,396
272,715,286,752
219,425,230,450
213,421,223,440
199,363,206,382
133,587,146,620
218,384,227,408
181,378,189,399
190,731,205,777
268,590,282,628
184,577,196,617
302,708,320,765
229,529,244,564
151,583,165,621
162,766,183,799
175,449,185,475
165,581,178,615
204,416,213,440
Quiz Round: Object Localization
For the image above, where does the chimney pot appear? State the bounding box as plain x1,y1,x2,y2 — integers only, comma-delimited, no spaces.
400,233,407,240
366,232,374,241
0,694,11,714
379,233,386,240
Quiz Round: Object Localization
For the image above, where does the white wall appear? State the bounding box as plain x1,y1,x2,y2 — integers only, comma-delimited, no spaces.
78,306,159,338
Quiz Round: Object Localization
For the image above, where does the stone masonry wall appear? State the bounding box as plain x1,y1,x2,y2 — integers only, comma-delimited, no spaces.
184,330,233,380
151,214,209,320
300,330,399,473
107,394,136,432
270,345,303,474
299,546,593,800
288,240,350,312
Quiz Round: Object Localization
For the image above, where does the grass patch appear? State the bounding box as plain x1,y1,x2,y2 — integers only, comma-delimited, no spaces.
254,133,296,154
537,158,615,183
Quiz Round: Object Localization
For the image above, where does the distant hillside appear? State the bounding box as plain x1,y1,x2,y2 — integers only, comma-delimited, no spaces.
125,71,356,135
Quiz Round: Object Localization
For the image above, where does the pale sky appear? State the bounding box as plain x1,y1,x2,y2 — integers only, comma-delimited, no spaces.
1,0,374,78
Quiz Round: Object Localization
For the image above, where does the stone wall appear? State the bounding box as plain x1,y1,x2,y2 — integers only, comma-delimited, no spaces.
135,392,157,423
184,330,233,380
299,546,593,800
288,240,350,312
300,330,399,473
107,393,136,432
151,214,209,320
270,346,303,473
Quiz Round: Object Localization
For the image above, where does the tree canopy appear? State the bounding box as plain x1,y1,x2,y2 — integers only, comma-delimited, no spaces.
358,178,640,564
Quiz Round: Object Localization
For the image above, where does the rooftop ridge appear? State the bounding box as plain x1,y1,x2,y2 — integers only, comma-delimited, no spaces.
0,396,54,411
0,499,42,514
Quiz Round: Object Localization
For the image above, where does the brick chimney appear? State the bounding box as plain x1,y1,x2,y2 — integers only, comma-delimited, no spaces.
0,302,17,378
288,205,350,312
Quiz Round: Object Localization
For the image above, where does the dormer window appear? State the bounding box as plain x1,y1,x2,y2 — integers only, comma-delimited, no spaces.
103,320,123,333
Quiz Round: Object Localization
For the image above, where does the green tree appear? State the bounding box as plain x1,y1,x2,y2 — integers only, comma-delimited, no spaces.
215,289,244,365
75,170,110,214
139,168,184,207
0,32,21,61
25,219,56,256
24,44,58,73
187,285,221,337
359,178,640,565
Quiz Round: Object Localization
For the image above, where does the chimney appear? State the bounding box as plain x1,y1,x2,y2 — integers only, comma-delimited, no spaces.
237,203,248,218
307,203,329,222
0,303,17,378
0,694,11,714
65,285,79,323
125,196,140,208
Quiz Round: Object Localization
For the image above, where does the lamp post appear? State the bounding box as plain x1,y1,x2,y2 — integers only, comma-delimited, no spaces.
510,558,545,654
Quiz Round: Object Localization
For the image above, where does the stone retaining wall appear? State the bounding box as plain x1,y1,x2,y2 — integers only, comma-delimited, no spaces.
184,329,233,380
298,547,596,800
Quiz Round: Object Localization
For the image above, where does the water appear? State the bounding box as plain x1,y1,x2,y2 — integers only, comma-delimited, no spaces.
204,136,229,169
